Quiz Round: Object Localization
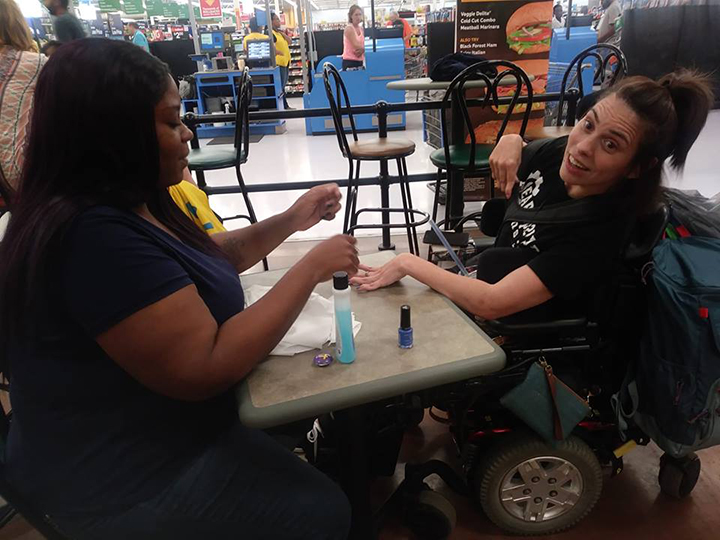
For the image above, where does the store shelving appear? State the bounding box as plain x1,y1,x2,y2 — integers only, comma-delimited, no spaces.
286,35,304,97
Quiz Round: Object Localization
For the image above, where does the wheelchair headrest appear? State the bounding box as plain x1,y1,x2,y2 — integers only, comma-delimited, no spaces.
623,203,670,262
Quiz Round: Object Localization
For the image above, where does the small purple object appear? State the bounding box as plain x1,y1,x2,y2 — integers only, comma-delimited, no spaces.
313,353,334,367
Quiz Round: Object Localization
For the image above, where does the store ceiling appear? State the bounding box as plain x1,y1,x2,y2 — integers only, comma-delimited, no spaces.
311,0,362,10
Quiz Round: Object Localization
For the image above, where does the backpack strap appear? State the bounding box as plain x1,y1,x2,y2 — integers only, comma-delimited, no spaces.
504,195,614,226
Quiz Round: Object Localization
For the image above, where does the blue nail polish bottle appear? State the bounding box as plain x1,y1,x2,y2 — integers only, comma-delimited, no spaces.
398,305,413,349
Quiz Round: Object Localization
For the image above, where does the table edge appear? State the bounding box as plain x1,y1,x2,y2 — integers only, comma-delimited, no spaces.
237,296,506,429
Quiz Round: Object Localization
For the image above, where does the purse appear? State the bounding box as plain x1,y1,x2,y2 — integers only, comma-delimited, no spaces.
500,359,590,444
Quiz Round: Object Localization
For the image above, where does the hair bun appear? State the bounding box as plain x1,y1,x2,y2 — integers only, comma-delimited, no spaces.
657,70,714,169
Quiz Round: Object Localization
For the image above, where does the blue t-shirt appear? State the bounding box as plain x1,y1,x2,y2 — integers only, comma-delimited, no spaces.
6,206,245,515
132,30,150,52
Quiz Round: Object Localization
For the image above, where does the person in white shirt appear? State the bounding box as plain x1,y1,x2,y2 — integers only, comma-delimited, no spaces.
552,4,564,29
597,0,622,42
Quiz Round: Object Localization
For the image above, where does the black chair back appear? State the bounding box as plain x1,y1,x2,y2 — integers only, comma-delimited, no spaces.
322,63,359,159
439,60,534,171
556,43,628,127
0,388,71,539
234,68,252,165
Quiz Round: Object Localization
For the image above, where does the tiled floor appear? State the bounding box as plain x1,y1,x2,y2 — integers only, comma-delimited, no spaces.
3,103,719,539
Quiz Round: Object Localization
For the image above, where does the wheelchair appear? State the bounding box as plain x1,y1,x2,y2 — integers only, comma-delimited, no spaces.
368,200,709,539
301,201,702,538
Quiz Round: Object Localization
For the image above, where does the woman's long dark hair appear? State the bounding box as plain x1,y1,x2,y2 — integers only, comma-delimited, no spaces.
0,39,223,371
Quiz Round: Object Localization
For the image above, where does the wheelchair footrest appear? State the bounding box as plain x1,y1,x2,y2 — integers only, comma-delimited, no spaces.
348,207,430,233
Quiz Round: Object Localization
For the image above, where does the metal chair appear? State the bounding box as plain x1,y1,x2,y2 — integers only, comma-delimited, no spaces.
525,43,628,140
187,67,268,271
322,63,428,255
429,60,534,228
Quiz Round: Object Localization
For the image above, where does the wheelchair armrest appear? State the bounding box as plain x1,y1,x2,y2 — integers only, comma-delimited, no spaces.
483,317,588,336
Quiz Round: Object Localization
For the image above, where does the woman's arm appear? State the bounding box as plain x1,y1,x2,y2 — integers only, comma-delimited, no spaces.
489,134,526,199
344,25,364,54
213,184,342,273
350,253,552,320
97,235,359,402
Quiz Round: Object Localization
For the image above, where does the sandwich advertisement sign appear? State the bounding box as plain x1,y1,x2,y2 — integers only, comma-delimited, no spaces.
456,0,552,195
456,0,552,59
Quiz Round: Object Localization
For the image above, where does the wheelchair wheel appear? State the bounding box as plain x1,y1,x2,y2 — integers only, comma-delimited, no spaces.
658,452,700,499
475,431,603,536
405,490,457,540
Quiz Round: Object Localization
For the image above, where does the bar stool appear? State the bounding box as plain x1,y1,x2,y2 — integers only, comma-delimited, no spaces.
429,60,534,228
187,67,268,270
322,63,428,255
525,43,628,141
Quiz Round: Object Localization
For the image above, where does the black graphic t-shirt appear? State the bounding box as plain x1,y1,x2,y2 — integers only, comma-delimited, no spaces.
476,136,634,319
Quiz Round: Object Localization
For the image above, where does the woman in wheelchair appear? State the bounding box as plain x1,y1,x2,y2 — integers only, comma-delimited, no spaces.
351,71,713,323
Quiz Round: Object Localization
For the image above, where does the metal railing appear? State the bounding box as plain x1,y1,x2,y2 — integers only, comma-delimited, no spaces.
182,91,579,247
182,91,577,195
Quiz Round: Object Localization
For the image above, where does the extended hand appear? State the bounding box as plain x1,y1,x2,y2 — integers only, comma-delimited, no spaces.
289,184,342,232
349,254,412,291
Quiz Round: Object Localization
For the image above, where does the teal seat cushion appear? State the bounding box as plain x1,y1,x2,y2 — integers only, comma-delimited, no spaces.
429,144,492,170
187,147,237,171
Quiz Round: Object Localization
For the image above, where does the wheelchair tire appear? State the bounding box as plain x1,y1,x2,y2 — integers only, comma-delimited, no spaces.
474,431,603,536
405,490,457,540
658,452,700,499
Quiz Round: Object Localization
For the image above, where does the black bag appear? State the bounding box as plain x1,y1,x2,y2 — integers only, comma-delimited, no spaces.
429,53,497,82
663,188,720,238
179,75,196,100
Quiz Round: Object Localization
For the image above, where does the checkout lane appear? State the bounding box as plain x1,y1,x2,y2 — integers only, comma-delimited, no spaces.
304,36,407,135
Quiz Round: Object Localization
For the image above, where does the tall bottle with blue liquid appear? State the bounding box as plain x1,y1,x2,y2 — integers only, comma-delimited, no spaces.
333,271,356,364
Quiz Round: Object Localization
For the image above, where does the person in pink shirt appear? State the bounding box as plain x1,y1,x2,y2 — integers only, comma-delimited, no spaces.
342,4,365,70
0,0,46,195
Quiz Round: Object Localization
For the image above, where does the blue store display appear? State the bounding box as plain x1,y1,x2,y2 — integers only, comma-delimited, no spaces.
549,27,597,93
303,37,407,135
183,68,286,138
200,31,225,52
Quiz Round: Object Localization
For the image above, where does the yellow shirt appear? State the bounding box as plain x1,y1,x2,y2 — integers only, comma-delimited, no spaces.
243,31,290,67
243,31,269,52
168,181,226,235
272,30,290,67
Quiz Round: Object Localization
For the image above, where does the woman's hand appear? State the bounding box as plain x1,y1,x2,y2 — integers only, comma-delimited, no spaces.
302,235,359,283
354,47,364,56
349,253,413,291
287,184,342,232
489,134,524,199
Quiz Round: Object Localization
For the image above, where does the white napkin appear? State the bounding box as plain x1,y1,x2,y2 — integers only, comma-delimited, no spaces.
244,285,362,356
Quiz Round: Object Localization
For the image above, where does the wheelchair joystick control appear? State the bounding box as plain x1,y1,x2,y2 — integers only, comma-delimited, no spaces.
398,305,413,349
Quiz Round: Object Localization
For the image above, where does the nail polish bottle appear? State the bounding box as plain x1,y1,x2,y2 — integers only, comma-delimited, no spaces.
398,305,413,349
333,271,356,364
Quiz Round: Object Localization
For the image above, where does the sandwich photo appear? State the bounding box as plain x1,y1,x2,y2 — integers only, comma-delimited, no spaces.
506,2,553,55
492,59,549,114
466,117,545,145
